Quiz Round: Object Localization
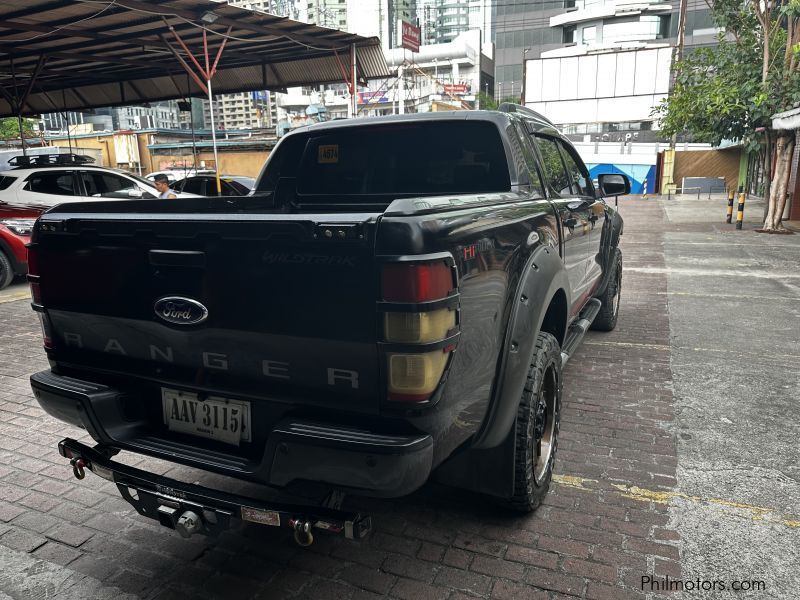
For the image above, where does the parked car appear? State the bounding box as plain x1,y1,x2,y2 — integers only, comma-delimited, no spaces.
28,106,628,544
170,174,255,196
0,193,44,289
0,154,200,207
145,168,215,184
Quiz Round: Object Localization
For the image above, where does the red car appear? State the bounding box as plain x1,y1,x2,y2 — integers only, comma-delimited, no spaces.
0,196,44,289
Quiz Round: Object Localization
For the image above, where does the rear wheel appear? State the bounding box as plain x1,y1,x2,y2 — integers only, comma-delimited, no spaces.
591,248,621,332
0,251,13,290
507,332,562,512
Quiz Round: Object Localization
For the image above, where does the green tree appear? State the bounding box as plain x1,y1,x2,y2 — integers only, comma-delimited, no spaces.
0,117,36,141
477,92,521,111
655,0,800,231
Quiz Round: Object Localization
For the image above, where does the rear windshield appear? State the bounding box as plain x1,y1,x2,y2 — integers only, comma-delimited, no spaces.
259,120,510,200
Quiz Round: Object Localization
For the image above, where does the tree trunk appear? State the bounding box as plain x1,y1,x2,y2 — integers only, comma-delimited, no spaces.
762,131,772,221
762,132,795,231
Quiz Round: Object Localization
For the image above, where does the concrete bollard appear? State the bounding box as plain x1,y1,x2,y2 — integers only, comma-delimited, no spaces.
735,191,745,230
726,189,735,223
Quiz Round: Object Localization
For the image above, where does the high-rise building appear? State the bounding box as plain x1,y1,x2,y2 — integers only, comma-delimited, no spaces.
40,102,181,133
419,0,491,46
203,92,274,130
116,101,181,130
494,0,720,99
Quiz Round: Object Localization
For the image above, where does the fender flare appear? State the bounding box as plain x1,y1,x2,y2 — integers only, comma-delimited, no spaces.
472,244,571,450
595,208,624,297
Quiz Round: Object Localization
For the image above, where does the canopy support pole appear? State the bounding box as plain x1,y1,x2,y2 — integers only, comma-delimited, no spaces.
9,54,26,156
162,21,231,194
351,44,357,119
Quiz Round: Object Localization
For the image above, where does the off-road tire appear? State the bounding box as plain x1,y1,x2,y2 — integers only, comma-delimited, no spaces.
591,247,622,331
507,331,562,512
0,251,13,290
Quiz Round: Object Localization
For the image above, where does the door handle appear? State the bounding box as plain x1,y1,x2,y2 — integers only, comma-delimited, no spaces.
563,217,579,229
566,199,592,211
149,250,206,268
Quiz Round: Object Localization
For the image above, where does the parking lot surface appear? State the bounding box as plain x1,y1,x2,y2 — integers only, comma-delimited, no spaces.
0,195,797,599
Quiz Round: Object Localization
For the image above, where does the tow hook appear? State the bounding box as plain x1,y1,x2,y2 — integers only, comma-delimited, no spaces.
70,457,87,480
290,518,314,547
175,511,203,538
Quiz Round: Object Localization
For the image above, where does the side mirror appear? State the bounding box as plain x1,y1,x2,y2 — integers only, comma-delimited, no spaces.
597,173,631,197
127,187,144,198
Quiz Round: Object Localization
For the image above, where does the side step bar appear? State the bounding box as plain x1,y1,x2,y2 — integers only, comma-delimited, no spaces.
561,298,602,366
57,438,371,547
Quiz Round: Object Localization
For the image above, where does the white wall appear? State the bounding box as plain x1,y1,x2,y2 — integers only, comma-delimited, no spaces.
524,47,672,125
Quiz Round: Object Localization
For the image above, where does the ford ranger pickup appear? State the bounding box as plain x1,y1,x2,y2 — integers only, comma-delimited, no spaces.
28,105,628,544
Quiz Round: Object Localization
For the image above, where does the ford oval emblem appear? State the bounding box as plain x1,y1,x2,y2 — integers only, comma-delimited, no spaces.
154,296,208,325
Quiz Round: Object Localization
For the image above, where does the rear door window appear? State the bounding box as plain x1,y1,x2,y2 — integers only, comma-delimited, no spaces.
533,137,572,196
0,176,16,190
81,172,135,197
223,180,250,195
510,121,545,197
556,141,594,197
181,178,205,195
24,171,77,196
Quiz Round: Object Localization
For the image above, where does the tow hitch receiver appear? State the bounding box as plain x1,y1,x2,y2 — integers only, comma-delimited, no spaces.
58,438,372,546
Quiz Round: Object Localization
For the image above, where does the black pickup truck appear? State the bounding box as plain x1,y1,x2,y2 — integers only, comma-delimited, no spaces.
28,105,627,544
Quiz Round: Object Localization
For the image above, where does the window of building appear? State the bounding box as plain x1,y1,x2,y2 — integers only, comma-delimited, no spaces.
581,25,596,44
563,25,576,43
658,14,671,38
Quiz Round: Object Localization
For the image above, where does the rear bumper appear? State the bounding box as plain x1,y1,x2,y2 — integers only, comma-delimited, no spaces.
31,369,433,498
58,437,372,541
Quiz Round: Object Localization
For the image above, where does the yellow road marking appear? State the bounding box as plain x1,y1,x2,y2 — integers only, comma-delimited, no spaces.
0,290,30,304
583,340,800,361
552,474,592,488
551,475,800,529
583,341,670,351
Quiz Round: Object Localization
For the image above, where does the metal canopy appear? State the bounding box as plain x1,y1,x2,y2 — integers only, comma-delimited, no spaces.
0,0,389,118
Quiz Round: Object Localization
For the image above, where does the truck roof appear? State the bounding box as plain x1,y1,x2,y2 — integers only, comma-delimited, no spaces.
289,107,561,137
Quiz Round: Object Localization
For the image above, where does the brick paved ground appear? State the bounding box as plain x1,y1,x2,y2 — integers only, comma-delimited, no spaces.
0,197,682,599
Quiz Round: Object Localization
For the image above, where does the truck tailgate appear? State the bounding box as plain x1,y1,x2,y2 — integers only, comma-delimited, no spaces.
35,211,381,413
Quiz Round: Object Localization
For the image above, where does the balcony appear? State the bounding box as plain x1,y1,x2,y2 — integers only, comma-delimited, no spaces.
551,0,671,27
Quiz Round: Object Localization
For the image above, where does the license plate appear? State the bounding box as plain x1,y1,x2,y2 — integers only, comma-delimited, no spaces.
162,388,251,446
241,507,280,527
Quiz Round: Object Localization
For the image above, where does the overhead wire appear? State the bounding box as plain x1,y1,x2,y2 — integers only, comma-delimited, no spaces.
66,0,358,52
16,0,119,42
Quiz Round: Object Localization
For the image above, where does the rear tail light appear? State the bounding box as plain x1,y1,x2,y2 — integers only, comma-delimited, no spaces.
382,261,453,302
381,258,458,403
30,281,42,304
387,350,451,402
26,245,39,277
37,312,54,350
28,245,50,349
384,308,456,343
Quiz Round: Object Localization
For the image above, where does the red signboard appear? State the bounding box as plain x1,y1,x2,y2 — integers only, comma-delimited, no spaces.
443,84,469,95
401,21,420,53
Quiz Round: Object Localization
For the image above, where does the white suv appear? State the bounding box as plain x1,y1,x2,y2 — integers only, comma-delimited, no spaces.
0,155,200,207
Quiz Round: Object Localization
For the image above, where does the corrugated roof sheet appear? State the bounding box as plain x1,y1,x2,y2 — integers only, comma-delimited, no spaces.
0,0,388,117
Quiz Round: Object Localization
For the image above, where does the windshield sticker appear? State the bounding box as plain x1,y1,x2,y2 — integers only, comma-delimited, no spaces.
318,144,339,164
